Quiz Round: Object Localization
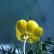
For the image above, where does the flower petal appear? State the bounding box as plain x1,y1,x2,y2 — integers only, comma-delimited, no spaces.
16,19,27,34
27,20,38,33
16,27,24,42
28,35,40,44
34,26,44,37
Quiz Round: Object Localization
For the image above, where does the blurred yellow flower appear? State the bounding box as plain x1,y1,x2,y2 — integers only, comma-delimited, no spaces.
16,19,44,44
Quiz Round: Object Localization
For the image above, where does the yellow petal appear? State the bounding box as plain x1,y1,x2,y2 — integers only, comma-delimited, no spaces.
27,20,38,33
16,19,27,34
34,26,44,37
28,35,40,44
16,27,24,42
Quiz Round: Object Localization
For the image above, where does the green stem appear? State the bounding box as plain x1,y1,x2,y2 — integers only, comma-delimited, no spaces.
23,36,28,54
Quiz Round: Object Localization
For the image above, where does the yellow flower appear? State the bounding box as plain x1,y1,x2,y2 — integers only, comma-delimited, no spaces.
16,19,44,44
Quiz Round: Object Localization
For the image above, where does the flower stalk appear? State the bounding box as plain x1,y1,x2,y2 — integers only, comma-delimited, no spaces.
23,36,28,54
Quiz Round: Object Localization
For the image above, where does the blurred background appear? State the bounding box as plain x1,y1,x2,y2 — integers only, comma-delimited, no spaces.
0,0,54,43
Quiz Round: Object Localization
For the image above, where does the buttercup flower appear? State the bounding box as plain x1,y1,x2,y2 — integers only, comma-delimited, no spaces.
16,19,44,44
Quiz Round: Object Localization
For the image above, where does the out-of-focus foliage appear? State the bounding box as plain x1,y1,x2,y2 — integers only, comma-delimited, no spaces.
0,37,54,54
